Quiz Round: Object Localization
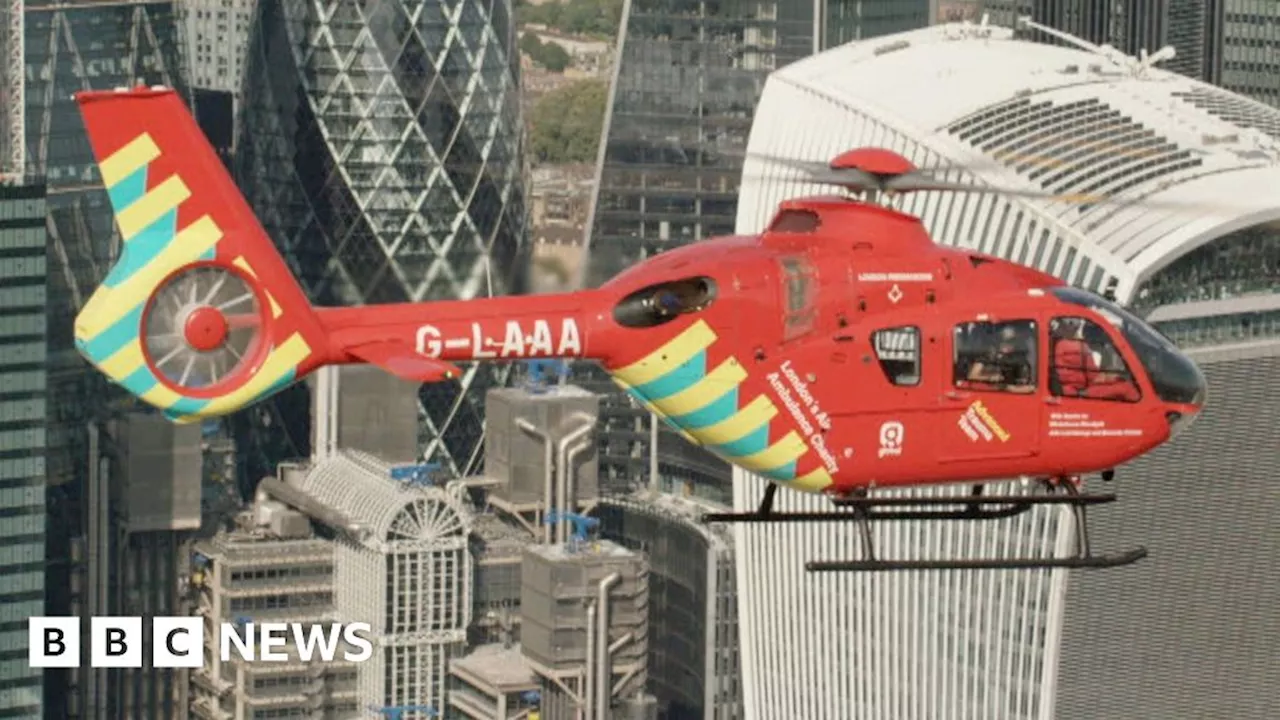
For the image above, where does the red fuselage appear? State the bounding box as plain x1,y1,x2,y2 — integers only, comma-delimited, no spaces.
315,197,1204,497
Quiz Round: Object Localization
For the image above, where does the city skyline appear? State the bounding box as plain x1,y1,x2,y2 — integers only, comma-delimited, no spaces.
3,3,1280,719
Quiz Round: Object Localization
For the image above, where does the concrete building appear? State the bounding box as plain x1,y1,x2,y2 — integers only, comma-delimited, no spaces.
0,175,47,719
188,523,359,719
448,643,541,720
191,367,474,718
520,540,649,720
97,412,203,719
596,495,740,720
180,0,256,97
734,20,1280,720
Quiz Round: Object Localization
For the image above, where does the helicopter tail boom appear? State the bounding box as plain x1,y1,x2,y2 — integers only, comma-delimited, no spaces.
73,88,607,423
73,87,338,422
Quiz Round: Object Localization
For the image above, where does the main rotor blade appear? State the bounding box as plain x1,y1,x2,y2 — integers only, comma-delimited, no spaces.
742,157,1253,213
881,172,1243,211
745,153,883,190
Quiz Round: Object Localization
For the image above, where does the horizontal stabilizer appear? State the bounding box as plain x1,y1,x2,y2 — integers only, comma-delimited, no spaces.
346,342,462,383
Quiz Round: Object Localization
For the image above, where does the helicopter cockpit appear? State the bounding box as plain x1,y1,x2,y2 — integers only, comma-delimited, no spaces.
613,277,718,328
953,320,1038,394
1050,287,1207,408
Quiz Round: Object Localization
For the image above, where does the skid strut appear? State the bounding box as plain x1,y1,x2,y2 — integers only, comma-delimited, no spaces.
701,480,1147,572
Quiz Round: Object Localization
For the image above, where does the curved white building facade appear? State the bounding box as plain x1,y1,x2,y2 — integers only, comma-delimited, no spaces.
732,21,1280,720
300,451,473,717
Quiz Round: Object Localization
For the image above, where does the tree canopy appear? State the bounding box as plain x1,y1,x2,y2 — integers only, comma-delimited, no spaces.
517,0,624,39
528,79,608,164
520,33,573,72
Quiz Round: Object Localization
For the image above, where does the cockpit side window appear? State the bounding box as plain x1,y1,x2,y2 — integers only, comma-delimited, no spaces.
780,256,816,340
953,320,1037,394
613,277,718,328
873,326,921,386
1049,316,1142,402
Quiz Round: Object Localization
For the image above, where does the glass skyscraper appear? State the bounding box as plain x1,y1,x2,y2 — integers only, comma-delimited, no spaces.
580,0,930,497
982,0,1222,82
235,0,528,478
21,3,189,714
0,176,48,719
1218,0,1280,107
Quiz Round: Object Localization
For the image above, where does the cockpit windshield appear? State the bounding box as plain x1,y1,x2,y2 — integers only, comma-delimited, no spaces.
1050,287,1207,406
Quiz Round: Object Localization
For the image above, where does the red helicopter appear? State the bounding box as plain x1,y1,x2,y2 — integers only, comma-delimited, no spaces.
71,88,1206,572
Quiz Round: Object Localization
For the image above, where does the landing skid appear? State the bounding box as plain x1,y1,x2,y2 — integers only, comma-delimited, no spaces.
701,480,1147,572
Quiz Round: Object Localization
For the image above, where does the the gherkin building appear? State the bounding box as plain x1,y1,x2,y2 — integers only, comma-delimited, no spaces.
234,0,528,481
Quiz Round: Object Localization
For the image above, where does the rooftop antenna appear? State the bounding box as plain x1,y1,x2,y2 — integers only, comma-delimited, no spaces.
1136,45,1177,76
1016,16,1129,69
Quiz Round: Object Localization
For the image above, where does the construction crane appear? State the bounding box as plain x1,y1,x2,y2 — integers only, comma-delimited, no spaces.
1,0,22,176
523,359,569,393
544,510,599,552
368,705,438,719
389,462,443,485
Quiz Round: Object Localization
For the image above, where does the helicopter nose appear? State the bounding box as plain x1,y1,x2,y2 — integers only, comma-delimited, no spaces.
1164,376,1206,438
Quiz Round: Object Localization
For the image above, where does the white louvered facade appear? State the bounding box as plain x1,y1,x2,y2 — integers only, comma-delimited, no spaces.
298,450,473,717
731,21,1280,720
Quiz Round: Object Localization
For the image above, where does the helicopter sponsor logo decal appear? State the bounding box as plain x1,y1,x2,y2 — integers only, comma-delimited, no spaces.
1047,412,1143,438
857,272,934,283
878,421,904,458
766,361,839,473
415,319,582,360
958,400,1010,443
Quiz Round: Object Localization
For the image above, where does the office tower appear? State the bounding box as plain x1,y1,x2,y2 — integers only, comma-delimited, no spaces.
824,0,933,45
91,412,201,720
0,176,48,720
520,540,649,720
1216,0,1280,106
735,22,1280,719
596,495,740,720
982,0,1221,81
179,0,256,96
233,0,530,480
189,525,362,718
579,0,931,501
20,5,189,713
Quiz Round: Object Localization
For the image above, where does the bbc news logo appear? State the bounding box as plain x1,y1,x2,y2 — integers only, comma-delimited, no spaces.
29,617,374,668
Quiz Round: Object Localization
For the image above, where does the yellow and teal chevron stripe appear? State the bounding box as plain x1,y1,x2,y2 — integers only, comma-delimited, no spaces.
611,319,833,493
73,132,311,423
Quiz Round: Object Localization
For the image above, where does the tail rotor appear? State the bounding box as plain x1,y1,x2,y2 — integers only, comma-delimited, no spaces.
142,264,268,393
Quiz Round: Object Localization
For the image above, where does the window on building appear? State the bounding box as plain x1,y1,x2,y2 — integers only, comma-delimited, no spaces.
872,326,921,386
953,320,1037,393
1049,316,1141,402
780,256,816,340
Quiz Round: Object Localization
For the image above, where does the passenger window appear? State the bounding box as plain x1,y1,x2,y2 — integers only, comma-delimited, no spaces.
1049,316,1142,402
872,326,921,386
953,320,1037,394
780,256,816,340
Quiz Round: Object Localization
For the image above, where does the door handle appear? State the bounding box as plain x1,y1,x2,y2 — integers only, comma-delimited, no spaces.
1044,396,1062,406
944,390,970,400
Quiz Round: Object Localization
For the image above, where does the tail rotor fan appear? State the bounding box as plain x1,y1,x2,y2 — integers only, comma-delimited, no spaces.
143,265,266,391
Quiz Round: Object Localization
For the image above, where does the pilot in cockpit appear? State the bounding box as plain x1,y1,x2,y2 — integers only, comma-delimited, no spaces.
1050,318,1139,401
964,324,1035,393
